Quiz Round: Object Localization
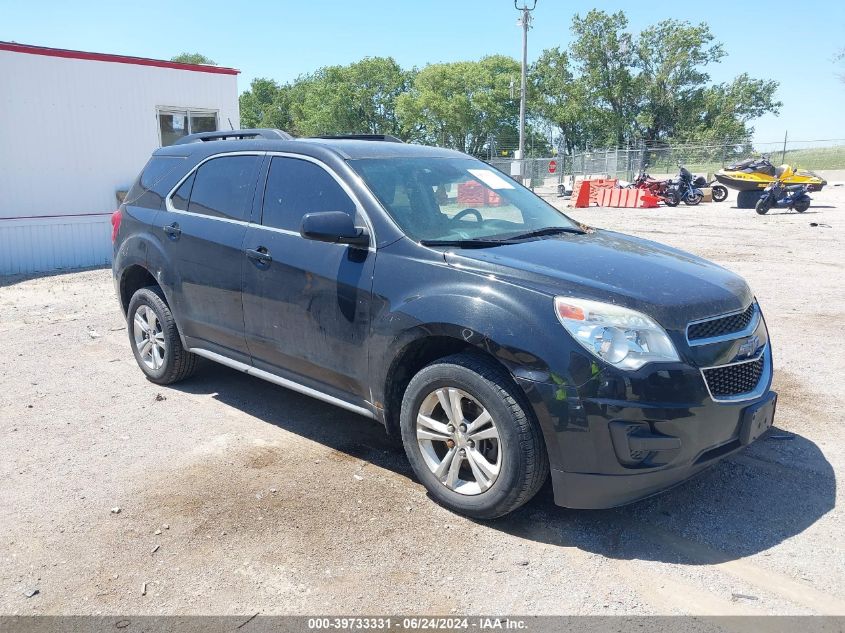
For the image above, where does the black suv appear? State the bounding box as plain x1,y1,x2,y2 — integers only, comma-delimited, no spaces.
112,129,776,519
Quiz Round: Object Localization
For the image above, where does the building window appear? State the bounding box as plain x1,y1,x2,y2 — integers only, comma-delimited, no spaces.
158,109,219,146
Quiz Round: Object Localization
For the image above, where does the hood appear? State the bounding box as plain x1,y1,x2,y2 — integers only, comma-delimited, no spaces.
443,229,752,332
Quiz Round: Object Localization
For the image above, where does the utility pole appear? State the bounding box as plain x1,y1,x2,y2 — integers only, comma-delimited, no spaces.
515,0,537,174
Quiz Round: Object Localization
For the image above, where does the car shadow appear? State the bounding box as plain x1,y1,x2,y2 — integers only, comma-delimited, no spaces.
491,429,835,564
173,362,835,566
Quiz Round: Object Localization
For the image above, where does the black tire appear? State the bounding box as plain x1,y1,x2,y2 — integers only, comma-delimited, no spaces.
793,199,810,213
400,353,548,519
684,191,702,206
664,190,680,207
126,286,198,385
712,185,728,202
737,190,764,209
755,196,771,215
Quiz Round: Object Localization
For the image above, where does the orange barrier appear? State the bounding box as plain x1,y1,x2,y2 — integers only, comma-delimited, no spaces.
569,178,619,208
570,179,591,207
457,181,503,206
595,188,661,208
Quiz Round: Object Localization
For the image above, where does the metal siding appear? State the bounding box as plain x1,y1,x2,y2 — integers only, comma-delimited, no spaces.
0,216,112,275
0,49,239,274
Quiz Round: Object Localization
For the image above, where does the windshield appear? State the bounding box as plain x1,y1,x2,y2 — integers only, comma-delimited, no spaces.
349,156,581,242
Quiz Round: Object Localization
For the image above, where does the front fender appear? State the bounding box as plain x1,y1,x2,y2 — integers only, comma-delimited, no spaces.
373,290,559,387
368,265,577,471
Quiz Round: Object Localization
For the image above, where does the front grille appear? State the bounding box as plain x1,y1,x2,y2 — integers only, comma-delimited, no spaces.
702,355,765,398
688,303,756,342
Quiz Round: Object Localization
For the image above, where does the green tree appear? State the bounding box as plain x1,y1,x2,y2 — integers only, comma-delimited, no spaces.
568,10,637,147
396,55,520,155
288,57,413,136
529,47,592,152
239,77,293,131
691,74,781,143
537,9,781,149
171,52,216,65
633,19,725,142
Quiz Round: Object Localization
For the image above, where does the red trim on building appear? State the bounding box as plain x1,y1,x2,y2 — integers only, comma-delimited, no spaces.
1,212,113,221
0,41,240,75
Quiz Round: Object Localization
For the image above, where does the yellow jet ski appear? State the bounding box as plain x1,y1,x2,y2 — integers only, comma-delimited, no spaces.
715,157,826,192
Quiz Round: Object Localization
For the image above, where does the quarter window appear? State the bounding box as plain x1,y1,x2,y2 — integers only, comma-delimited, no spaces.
185,155,261,222
261,157,356,231
171,172,195,211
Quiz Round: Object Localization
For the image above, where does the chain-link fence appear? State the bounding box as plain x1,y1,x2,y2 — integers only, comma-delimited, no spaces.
489,149,645,194
487,138,845,193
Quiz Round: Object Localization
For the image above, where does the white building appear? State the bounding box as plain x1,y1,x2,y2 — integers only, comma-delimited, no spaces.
0,42,241,275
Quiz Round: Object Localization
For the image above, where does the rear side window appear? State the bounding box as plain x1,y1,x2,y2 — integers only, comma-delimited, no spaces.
125,156,185,207
186,155,261,221
261,157,356,231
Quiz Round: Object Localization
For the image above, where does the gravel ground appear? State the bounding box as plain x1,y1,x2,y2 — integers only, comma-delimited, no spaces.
1,186,843,616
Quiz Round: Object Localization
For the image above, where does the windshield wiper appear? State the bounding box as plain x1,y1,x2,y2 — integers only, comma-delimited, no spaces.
419,238,516,248
504,226,586,241
420,226,586,248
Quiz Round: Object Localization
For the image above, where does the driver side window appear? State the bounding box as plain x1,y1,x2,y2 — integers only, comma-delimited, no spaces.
262,157,357,232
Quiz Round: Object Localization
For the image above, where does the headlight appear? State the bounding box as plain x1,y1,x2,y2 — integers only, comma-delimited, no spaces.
554,297,680,370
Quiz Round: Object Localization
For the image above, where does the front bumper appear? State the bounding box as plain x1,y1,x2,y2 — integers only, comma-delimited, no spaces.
516,346,775,510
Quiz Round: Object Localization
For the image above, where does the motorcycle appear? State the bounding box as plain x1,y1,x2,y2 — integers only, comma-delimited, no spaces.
664,165,703,207
627,165,672,200
755,166,811,215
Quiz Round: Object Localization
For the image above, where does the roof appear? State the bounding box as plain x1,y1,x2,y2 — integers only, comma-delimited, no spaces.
0,41,239,75
155,137,465,161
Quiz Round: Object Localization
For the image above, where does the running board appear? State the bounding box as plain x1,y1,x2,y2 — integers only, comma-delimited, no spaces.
187,347,376,419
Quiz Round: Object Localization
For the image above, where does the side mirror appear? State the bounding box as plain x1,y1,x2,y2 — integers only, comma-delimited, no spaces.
300,211,369,247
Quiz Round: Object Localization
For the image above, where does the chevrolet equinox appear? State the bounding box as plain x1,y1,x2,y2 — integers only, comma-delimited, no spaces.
112,129,776,519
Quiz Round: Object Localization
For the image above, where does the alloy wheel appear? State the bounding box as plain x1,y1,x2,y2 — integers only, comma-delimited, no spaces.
415,387,502,495
133,305,166,371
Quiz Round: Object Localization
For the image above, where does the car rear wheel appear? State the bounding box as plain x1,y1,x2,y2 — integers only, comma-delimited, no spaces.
127,286,198,385
400,353,548,519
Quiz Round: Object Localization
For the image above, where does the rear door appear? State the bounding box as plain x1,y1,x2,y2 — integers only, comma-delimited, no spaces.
157,152,263,361
242,154,376,403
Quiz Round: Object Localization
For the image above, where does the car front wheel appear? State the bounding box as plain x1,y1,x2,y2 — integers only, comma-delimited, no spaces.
400,353,548,519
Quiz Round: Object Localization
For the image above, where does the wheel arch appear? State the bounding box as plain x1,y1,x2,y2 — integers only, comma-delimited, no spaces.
378,323,549,439
119,264,159,314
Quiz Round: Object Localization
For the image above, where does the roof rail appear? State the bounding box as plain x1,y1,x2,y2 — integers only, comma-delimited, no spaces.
174,128,293,145
315,134,404,143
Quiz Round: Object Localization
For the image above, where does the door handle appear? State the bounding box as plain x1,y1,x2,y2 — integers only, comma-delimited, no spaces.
163,222,181,239
246,247,272,266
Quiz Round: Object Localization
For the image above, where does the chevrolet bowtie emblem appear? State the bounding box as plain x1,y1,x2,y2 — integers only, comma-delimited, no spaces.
737,335,760,359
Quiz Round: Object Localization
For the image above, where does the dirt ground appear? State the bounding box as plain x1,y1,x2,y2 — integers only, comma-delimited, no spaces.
1,186,844,616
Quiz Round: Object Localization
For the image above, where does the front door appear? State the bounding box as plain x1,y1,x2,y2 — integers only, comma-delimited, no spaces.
242,155,376,403
157,153,263,361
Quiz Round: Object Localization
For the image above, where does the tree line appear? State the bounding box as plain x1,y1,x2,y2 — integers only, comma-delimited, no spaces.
237,10,781,157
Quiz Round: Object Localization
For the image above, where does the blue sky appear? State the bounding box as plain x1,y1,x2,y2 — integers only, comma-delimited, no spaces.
3,0,843,144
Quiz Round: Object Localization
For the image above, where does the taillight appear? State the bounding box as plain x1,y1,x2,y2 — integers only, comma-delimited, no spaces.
111,208,123,243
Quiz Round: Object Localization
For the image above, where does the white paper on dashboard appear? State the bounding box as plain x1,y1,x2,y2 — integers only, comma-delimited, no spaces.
467,169,515,190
